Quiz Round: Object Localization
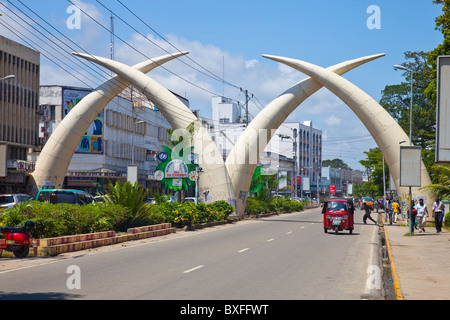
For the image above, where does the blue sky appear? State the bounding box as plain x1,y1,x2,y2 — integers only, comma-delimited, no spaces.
0,0,445,170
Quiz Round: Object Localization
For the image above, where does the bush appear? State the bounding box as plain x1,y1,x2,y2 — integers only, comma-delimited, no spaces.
245,196,304,216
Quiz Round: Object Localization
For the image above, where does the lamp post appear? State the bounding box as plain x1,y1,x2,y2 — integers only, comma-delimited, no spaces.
394,64,414,233
0,75,15,82
393,65,414,146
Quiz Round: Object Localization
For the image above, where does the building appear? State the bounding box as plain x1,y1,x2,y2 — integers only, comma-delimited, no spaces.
38,85,176,195
0,35,40,193
210,96,323,199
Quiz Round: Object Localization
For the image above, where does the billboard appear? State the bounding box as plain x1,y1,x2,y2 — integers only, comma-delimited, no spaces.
62,88,103,154
436,56,450,162
400,146,422,187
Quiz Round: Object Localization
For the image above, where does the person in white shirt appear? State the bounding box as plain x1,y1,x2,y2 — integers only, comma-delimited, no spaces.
416,198,429,233
432,197,445,233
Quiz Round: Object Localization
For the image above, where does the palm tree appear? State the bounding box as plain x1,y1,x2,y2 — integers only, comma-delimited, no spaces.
421,164,450,199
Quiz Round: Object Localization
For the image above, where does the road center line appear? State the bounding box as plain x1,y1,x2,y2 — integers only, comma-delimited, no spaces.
183,265,204,274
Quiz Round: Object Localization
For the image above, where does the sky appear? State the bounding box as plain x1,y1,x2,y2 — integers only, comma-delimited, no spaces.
0,0,445,171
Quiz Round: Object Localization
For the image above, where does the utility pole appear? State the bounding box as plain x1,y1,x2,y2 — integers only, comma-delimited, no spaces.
240,88,253,126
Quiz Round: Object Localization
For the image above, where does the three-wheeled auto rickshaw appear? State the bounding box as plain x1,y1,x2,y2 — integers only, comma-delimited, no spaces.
322,197,355,234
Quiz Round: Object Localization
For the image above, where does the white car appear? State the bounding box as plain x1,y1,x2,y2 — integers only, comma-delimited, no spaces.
0,194,32,213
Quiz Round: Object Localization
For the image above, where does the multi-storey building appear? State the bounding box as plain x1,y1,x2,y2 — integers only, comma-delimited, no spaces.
38,85,176,195
209,96,323,199
0,35,40,193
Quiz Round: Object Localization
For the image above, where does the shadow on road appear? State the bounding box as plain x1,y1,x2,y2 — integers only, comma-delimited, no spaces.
0,291,83,300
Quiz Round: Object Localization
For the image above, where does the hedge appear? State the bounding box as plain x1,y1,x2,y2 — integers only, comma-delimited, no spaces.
0,200,235,238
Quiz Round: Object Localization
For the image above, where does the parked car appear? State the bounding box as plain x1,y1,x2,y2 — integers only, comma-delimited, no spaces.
35,189,94,205
0,194,32,213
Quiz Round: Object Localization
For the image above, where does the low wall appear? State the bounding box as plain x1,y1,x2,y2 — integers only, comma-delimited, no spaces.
27,223,175,257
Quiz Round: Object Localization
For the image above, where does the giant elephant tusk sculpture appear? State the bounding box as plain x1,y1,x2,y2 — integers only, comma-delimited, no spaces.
72,52,237,209
262,54,434,207
227,53,385,215
29,52,189,193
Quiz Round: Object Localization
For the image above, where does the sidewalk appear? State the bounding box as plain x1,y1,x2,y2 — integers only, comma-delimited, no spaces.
383,215,450,300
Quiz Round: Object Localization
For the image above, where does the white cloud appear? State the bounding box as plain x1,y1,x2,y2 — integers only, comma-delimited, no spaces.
324,114,342,126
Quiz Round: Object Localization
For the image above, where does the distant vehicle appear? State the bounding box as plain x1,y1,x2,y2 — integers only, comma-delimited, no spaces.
361,197,374,210
0,194,32,213
35,189,94,205
144,198,156,204
93,195,105,203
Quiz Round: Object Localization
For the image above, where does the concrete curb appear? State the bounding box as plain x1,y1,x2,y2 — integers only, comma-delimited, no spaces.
26,223,175,257
381,218,403,300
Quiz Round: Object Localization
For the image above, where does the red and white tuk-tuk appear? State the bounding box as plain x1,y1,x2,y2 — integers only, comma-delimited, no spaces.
322,198,355,234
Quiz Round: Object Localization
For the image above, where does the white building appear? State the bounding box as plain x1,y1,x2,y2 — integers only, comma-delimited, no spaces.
209,96,322,198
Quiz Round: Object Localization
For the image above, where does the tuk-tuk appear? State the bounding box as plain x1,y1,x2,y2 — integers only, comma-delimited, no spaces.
322,197,355,234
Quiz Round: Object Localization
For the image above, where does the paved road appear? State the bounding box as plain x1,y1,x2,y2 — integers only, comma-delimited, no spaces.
0,207,381,300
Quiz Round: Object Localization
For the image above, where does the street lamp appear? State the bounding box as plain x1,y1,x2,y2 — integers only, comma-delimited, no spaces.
393,65,414,146
395,64,415,233
0,75,15,82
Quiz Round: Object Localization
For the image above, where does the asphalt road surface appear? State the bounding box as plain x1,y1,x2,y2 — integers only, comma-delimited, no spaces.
0,207,381,300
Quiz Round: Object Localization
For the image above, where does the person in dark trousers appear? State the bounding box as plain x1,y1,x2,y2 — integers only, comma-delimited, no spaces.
363,204,377,225
432,197,445,233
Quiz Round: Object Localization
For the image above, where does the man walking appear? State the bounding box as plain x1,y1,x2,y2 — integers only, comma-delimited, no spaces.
416,198,429,233
363,203,377,225
392,200,400,223
432,197,445,233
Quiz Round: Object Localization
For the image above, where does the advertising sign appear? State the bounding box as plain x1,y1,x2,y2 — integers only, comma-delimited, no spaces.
164,159,188,178
62,88,103,154
400,146,422,187
329,184,336,194
436,56,450,162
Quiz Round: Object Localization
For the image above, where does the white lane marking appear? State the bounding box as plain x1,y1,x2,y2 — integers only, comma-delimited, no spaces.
287,231,292,235
238,248,249,253
266,238,274,242
183,265,204,274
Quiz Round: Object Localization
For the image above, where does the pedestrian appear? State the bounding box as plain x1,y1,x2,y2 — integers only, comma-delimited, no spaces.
363,203,377,225
408,200,417,231
387,200,393,225
416,198,429,233
432,197,445,233
392,200,400,223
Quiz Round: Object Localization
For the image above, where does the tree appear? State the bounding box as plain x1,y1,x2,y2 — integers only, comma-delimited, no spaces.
322,158,352,170
421,164,450,200
379,51,436,172
359,147,388,197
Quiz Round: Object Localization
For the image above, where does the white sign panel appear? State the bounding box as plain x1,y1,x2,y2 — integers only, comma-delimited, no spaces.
436,56,450,162
0,144,7,177
127,165,138,185
400,146,422,187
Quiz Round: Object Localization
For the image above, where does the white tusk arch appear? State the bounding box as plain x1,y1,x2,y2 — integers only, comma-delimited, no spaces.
226,54,385,216
262,54,433,206
30,52,189,192
73,52,236,210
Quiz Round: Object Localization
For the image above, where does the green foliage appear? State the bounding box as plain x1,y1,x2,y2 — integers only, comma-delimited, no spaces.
359,147,388,197
322,158,352,170
245,195,304,216
421,164,450,200
0,199,235,238
105,181,148,216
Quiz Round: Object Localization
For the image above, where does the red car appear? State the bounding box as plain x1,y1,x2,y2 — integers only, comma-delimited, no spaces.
322,198,355,234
